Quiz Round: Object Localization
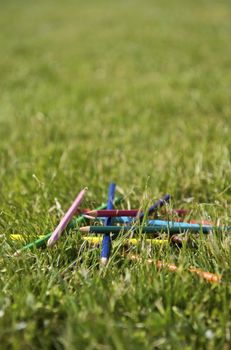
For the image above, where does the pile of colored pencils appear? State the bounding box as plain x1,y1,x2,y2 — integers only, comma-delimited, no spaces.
12,183,229,283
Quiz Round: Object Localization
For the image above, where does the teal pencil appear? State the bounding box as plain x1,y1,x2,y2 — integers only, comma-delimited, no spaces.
13,196,123,256
80,224,229,234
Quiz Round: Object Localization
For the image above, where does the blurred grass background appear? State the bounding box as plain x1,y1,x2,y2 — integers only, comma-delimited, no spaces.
0,0,230,349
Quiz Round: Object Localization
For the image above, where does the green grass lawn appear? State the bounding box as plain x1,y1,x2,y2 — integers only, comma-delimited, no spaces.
0,0,231,348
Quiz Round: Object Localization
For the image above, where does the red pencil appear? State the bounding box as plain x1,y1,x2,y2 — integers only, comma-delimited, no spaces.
87,208,190,218
86,209,141,217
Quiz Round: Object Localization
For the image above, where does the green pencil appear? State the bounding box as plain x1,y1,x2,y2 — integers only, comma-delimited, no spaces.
13,196,123,256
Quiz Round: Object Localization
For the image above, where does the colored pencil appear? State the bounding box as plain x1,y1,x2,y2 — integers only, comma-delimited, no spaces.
47,187,88,247
80,223,229,234
0,234,45,242
129,255,221,284
138,194,171,222
146,220,228,231
4,232,190,247
141,219,216,229
83,236,169,246
13,196,123,256
110,194,171,240
101,183,116,265
89,216,213,227
87,207,187,218
86,209,140,217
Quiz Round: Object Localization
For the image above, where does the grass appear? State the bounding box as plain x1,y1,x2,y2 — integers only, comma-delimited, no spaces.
0,0,230,348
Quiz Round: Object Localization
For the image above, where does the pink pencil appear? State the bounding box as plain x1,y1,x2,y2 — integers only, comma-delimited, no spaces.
47,187,88,247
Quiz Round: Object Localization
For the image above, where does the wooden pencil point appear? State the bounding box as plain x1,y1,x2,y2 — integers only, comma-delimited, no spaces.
79,226,90,232
100,257,108,266
13,251,20,257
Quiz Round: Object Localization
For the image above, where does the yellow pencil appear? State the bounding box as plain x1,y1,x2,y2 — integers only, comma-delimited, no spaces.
82,236,168,246
1,234,45,241
5,234,169,247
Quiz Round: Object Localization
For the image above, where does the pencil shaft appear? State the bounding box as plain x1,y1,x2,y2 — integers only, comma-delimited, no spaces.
89,207,188,218
84,224,226,234
105,184,116,227
14,197,123,255
95,218,228,231
83,237,168,246
47,187,88,247
90,210,190,219
144,220,211,230
146,220,230,231
7,234,45,241
130,256,221,284
101,183,116,262
110,194,171,240
138,194,171,222
97,217,212,226
88,209,139,217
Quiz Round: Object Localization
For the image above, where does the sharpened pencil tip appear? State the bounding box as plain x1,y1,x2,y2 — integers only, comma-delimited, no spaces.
79,226,90,232
83,214,95,220
86,210,94,215
47,238,54,247
100,257,108,266
13,251,20,257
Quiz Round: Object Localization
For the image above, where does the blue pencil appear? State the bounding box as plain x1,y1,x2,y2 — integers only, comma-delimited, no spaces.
100,183,116,265
111,194,171,240
138,194,171,222
95,218,228,232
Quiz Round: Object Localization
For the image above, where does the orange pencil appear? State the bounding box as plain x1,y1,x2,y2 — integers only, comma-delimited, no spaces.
129,255,221,284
